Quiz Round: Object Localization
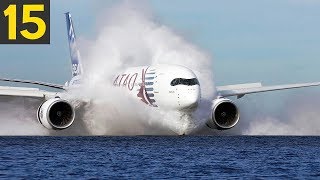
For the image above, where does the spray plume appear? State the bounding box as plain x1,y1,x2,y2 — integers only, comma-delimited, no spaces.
0,97,49,135
67,2,215,135
240,93,320,135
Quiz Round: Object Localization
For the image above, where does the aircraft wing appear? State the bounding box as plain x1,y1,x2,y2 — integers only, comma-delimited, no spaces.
217,82,320,98
0,77,65,90
0,77,62,99
0,86,57,99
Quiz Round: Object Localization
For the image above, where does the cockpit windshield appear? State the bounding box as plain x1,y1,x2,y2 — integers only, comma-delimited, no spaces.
170,78,199,86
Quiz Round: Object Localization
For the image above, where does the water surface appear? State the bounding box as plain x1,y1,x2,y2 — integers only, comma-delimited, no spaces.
0,136,319,179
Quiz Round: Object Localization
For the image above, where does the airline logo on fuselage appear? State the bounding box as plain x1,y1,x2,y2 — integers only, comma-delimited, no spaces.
113,67,158,107
113,73,138,91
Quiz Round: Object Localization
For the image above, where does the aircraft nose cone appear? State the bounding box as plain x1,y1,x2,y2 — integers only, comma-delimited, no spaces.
179,87,200,110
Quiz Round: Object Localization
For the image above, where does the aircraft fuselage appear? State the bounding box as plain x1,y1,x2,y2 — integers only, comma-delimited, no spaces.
113,64,201,111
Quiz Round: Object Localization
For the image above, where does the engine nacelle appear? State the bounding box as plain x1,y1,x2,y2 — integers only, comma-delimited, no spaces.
37,98,75,130
210,98,240,130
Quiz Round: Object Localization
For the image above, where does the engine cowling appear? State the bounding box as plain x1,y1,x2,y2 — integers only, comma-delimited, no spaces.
37,98,75,130
211,98,240,130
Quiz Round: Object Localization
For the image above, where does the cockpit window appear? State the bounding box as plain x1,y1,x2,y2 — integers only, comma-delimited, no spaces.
170,78,199,86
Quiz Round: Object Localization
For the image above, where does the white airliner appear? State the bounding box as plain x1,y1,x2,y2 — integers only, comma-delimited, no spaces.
0,13,319,134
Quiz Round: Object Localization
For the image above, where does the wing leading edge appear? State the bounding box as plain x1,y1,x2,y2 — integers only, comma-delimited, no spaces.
0,78,65,90
0,86,57,99
0,78,63,99
217,82,320,99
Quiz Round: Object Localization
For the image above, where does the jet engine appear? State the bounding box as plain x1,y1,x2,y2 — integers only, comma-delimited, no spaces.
210,98,240,130
37,98,75,130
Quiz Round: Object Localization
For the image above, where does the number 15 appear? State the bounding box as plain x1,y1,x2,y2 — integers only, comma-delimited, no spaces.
3,4,46,40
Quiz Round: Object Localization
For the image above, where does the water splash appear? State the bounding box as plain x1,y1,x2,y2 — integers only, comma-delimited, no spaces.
70,2,215,135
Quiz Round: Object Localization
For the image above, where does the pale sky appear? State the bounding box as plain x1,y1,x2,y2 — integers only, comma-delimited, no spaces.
0,0,320,112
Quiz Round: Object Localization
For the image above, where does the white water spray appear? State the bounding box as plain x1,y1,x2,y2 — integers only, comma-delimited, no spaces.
241,93,320,135
0,97,49,135
69,2,215,135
